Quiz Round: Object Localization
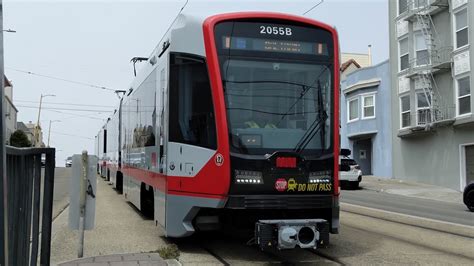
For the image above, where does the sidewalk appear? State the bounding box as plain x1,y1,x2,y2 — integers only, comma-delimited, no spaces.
58,253,169,266
50,177,170,265
359,175,463,204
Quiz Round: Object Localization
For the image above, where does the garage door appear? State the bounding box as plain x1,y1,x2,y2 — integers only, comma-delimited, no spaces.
466,145,474,185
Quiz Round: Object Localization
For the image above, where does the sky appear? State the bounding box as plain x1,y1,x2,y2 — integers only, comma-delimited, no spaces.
3,0,388,164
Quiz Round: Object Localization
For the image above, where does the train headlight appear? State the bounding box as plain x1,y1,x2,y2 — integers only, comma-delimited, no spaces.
235,170,264,184
309,171,332,184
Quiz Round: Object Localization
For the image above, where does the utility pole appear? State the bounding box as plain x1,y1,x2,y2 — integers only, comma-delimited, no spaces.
78,151,88,258
34,94,55,147
47,120,60,147
0,0,7,264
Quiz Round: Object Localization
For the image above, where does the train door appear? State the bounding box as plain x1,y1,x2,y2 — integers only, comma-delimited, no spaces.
166,53,217,184
123,98,132,200
155,61,168,228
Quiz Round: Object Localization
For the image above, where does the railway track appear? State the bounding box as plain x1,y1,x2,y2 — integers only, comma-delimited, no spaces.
195,231,344,265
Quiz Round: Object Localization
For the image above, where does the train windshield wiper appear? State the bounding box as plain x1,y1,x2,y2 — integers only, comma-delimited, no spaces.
293,80,327,154
222,80,317,90
222,80,315,123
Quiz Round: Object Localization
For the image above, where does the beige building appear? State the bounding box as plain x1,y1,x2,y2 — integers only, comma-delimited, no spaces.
16,122,34,145
25,121,44,147
342,52,372,68
341,51,372,81
4,76,18,145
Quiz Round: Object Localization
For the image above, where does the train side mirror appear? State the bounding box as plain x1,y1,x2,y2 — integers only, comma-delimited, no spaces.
340,149,351,157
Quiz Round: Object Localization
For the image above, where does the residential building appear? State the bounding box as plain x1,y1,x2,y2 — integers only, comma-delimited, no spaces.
17,122,34,145
341,59,362,81
342,52,372,68
4,76,18,145
341,60,392,177
389,0,474,190
341,51,372,81
25,121,44,147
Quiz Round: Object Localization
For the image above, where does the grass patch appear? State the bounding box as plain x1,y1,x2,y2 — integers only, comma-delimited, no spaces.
156,244,180,260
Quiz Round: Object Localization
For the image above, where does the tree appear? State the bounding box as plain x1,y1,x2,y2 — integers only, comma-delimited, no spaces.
10,130,32,147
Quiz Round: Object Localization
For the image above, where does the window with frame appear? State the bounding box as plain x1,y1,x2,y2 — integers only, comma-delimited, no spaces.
398,0,408,15
348,98,359,122
399,37,409,71
362,95,375,119
455,8,469,49
414,32,430,66
400,95,411,128
416,91,432,125
413,0,427,9
169,53,217,149
457,76,471,115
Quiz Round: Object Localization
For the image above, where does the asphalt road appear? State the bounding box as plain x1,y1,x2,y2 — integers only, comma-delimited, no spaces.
50,175,474,265
340,188,474,226
175,208,473,265
52,167,72,219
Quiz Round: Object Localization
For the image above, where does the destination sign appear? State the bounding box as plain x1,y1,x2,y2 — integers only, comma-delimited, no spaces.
222,36,328,56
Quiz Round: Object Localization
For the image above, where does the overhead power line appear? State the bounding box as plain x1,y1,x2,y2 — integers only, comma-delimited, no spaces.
303,0,324,15
6,67,116,92
15,99,115,108
16,105,112,113
50,131,94,140
43,109,106,121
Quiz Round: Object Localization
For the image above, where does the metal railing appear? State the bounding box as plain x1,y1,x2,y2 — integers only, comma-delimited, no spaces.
1,147,55,266
405,0,449,17
416,106,455,126
408,46,453,76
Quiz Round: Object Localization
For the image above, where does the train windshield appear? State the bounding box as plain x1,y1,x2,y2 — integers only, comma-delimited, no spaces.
214,21,334,156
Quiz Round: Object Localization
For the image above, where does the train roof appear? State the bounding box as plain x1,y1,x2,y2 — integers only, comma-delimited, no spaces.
127,11,336,92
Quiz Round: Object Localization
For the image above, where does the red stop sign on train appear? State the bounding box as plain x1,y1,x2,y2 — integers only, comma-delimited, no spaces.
275,178,288,192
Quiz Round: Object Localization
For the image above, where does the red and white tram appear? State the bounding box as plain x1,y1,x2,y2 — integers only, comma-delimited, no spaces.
97,12,341,250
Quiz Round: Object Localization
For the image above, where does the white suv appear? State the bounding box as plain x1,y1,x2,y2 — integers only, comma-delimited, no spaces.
339,156,362,189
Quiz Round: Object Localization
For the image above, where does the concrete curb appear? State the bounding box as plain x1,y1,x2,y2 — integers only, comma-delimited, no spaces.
341,203,474,238
57,253,170,265
165,259,182,265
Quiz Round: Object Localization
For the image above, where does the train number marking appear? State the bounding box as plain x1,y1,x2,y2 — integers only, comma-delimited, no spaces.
215,153,224,166
259,26,292,36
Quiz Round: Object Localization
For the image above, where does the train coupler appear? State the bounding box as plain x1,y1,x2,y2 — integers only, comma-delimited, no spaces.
255,219,329,250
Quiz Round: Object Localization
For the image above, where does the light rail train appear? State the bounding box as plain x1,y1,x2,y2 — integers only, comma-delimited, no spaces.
95,11,341,250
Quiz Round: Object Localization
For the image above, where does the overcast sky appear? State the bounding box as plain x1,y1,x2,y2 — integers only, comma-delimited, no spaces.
3,0,388,164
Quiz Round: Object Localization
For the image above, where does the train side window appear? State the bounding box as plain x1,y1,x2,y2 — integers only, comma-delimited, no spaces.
169,53,217,150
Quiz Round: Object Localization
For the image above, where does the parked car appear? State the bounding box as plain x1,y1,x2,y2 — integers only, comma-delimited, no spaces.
65,156,73,168
339,156,362,189
463,183,474,212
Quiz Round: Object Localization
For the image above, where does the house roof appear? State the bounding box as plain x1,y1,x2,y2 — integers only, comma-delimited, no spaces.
340,59,361,72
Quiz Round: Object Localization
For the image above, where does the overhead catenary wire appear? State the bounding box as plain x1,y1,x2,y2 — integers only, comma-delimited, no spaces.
43,108,106,119
15,99,115,108
49,131,94,140
302,0,324,15
43,109,106,121
6,67,116,92
16,105,112,113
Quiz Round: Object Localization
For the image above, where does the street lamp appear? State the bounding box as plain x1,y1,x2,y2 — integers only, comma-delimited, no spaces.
2,29,15,33
34,94,55,147
47,120,60,147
